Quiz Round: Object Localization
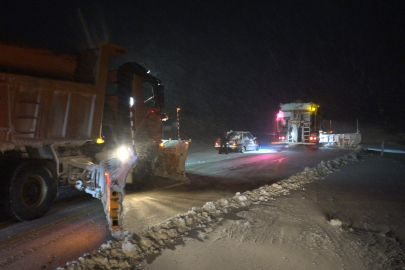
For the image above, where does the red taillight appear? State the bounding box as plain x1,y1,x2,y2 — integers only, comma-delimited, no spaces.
279,136,285,140
309,136,317,141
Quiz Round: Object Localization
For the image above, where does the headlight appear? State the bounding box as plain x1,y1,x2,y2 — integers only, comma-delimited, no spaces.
116,146,132,162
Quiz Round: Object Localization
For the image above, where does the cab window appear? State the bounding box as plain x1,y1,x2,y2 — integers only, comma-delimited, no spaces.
143,81,155,107
228,132,239,140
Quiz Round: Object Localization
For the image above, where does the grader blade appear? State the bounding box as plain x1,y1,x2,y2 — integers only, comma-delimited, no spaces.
152,140,190,181
319,133,361,148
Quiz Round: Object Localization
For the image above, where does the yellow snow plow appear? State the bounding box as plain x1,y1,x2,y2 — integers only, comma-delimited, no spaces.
153,139,190,181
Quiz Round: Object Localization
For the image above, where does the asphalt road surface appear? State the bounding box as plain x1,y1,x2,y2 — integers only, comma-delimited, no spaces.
0,142,355,270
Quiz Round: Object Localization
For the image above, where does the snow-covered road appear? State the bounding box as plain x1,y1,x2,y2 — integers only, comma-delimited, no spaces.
56,145,405,269
121,143,354,234
1,142,404,269
141,150,405,270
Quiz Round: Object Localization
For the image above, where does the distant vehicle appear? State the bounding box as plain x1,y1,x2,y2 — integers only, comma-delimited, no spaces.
271,101,361,150
215,131,260,153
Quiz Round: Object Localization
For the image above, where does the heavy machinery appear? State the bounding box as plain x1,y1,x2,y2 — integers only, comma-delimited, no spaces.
0,42,189,235
272,102,321,150
272,101,361,149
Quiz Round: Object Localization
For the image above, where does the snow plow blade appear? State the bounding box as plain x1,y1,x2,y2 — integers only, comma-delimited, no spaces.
75,154,137,237
319,133,361,148
152,140,190,181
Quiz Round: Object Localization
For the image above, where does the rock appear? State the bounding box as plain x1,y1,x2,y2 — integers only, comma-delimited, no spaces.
203,202,216,213
139,236,153,250
217,198,230,208
156,229,169,240
166,229,178,238
329,219,343,226
122,237,139,256
232,195,251,207
185,216,194,226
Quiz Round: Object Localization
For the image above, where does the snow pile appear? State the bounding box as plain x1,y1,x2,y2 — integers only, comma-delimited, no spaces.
57,149,367,270
328,219,343,226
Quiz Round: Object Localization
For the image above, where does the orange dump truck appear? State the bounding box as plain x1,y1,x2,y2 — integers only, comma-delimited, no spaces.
0,43,189,235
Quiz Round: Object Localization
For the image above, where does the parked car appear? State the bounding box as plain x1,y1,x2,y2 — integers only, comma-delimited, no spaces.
215,131,260,153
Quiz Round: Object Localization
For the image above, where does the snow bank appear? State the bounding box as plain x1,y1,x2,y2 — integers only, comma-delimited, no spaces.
57,149,368,270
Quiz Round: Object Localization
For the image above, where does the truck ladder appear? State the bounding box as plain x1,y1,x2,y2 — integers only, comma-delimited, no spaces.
302,121,310,143
14,100,40,138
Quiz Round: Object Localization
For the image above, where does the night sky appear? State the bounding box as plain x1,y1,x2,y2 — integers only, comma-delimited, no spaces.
1,1,404,138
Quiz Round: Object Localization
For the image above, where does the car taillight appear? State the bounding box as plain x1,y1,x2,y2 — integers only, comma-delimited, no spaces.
279,136,285,140
309,136,317,141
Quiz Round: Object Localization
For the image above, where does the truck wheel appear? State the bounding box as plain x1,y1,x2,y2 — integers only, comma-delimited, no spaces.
240,146,246,153
4,162,57,221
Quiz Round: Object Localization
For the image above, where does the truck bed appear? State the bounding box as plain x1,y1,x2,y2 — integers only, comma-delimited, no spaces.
0,73,104,151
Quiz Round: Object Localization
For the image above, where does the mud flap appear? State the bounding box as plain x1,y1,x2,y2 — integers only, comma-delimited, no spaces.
152,140,190,181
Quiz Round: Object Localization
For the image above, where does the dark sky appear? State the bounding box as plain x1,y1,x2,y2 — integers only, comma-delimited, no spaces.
1,1,404,137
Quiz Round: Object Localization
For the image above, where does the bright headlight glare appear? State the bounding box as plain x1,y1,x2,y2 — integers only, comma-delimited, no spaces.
116,146,131,162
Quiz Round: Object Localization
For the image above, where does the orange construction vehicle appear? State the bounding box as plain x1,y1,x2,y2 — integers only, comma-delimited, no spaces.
0,43,189,235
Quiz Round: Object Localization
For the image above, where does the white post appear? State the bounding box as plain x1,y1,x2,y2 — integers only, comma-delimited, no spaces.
177,107,181,141
129,97,136,154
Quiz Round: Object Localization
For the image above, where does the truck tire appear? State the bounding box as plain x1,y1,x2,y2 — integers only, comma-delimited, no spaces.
4,161,57,221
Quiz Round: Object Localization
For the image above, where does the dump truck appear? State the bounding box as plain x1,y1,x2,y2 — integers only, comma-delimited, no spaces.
0,42,189,235
272,101,361,149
